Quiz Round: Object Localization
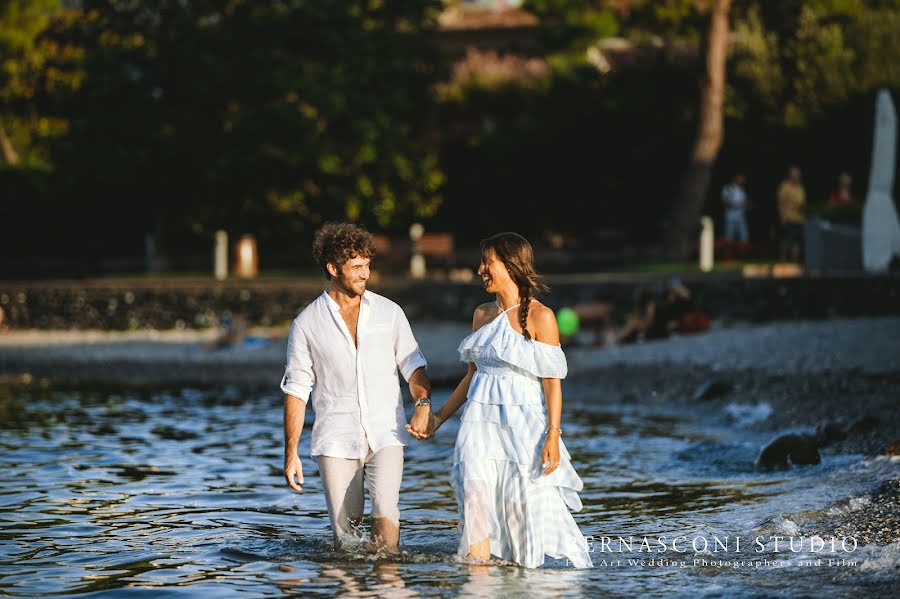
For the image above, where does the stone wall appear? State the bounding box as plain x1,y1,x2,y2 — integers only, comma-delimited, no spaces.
1,272,899,330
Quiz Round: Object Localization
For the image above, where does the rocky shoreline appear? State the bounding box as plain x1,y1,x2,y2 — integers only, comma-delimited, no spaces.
570,362,899,458
1,316,898,548
561,339,900,550
806,478,900,547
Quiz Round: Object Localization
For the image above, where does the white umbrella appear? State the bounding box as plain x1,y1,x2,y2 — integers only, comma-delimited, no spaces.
863,89,900,272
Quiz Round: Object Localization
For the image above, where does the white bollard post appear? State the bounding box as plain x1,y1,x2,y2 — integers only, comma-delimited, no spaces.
214,230,228,280
409,223,426,279
700,216,714,272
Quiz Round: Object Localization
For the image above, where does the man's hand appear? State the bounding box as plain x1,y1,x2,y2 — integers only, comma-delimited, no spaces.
407,405,434,440
284,453,304,492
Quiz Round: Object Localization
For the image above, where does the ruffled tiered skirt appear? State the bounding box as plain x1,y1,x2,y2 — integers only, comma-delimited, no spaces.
450,370,593,568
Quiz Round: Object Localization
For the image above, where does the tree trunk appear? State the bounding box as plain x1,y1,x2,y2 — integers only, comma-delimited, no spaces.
0,123,20,166
664,0,730,261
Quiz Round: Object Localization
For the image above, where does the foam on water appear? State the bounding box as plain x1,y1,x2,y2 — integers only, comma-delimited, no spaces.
778,518,801,536
723,401,774,427
857,542,900,571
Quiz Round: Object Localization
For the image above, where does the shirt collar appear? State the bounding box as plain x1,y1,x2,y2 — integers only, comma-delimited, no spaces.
321,288,371,311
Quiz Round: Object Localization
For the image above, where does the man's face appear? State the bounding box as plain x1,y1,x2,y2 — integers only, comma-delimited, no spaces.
331,255,370,297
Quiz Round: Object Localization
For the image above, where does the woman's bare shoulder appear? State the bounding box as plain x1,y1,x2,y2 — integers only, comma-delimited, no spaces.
527,301,560,343
472,302,499,331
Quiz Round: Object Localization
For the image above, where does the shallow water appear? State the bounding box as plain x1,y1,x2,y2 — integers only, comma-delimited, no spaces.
1,383,898,597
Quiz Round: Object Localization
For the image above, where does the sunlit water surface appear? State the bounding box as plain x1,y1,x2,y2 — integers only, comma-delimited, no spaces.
1,383,898,597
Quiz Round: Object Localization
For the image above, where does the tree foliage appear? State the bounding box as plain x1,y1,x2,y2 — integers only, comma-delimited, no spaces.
0,0,72,166
731,0,900,126
33,0,446,239
4,0,900,270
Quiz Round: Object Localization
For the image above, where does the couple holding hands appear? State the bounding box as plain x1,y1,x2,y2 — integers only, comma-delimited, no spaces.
282,223,592,569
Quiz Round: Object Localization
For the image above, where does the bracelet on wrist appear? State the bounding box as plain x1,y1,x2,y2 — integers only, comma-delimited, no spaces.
414,397,431,408
546,425,562,436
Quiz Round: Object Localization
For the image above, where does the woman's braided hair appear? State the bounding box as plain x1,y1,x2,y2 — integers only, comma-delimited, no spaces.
481,232,549,341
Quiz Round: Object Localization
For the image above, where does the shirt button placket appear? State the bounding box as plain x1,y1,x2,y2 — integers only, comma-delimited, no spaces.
356,336,369,458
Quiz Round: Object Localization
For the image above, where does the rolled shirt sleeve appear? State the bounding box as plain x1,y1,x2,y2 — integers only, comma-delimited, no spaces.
281,318,315,402
393,305,427,382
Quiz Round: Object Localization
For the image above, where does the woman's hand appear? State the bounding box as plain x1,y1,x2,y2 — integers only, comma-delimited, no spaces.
541,431,560,476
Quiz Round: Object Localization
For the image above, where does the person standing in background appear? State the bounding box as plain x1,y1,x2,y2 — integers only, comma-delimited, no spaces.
777,165,806,262
828,172,856,207
722,172,750,245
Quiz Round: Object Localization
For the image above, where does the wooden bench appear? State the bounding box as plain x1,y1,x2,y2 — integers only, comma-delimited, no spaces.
417,233,455,262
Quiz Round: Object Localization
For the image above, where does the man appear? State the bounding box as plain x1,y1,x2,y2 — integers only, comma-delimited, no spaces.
722,172,749,244
281,222,433,551
777,165,806,262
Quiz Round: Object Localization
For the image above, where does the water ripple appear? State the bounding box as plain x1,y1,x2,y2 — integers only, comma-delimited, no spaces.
0,382,895,597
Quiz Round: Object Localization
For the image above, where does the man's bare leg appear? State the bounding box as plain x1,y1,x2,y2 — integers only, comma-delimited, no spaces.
371,517,400,552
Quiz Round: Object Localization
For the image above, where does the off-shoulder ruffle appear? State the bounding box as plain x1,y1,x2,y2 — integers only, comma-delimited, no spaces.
457,313,568,379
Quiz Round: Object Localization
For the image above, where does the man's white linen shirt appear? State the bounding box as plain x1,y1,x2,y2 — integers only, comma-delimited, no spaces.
280,289,427,459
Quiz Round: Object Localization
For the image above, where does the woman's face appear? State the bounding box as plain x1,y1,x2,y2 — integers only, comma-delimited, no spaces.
478,249,511,293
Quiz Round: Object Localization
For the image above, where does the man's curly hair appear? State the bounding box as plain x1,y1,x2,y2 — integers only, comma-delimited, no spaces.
312,222,376,279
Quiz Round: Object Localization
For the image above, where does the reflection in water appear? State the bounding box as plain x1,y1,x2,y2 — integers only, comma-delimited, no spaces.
304,562,418,598
0,381,896,596
457,563,589,599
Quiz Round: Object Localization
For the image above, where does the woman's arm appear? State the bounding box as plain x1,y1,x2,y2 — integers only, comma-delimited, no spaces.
432,362,477,431
533,305,563,476
541,376,562,475
409,305,489,438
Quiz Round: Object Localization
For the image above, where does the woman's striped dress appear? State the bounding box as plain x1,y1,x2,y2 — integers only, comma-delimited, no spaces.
451,306,593,568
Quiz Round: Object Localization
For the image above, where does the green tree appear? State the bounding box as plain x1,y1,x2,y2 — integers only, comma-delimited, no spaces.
0,0,65,166
42,0,446,243
731,0,900,127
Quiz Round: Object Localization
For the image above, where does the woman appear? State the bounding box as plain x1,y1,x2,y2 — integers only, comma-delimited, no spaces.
408,232,592,568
